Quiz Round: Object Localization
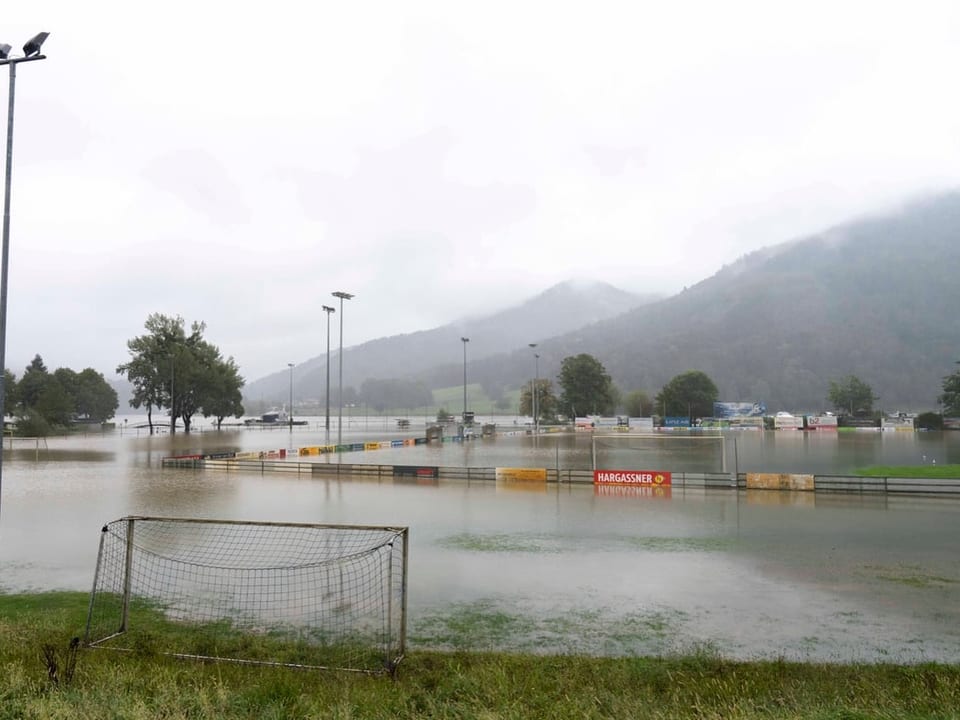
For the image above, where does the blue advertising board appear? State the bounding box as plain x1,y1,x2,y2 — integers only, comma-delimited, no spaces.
713,402,766,418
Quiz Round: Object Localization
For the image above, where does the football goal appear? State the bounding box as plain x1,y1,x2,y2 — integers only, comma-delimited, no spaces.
591,434,726,474
84,517,408,674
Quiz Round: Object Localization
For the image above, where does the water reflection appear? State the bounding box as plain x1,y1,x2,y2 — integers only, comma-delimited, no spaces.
1,421,959,662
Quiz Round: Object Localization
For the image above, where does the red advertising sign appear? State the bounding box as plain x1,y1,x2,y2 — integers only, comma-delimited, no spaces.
593,470,672,486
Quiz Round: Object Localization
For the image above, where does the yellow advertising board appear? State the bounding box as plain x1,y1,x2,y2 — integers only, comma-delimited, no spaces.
746,473,814,491
495,467,547,483
496,467,547,493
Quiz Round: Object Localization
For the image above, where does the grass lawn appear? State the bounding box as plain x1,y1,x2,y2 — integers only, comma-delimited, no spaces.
856,464,960,478
2,591,960,719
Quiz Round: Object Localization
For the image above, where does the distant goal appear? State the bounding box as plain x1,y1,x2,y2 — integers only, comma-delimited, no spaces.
84,517,408,674
591,434,726,474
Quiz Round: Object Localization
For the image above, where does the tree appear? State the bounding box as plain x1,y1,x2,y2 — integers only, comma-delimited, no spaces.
202,356,245,430
117,313,243,433
558,354,617,417
3,369,18,412
655,371,719,419
519,379,558,422
827,375,877,416
17,355,48,412
624,389,653,417
940,362,960,417
34,376,75,427
54,367,118,423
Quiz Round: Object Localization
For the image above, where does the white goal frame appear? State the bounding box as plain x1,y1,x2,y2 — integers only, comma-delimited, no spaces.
591,433,727,474
84,517,408,675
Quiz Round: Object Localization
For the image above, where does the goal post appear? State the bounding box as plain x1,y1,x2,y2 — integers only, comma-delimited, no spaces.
85,517,408,674
591,434,727,474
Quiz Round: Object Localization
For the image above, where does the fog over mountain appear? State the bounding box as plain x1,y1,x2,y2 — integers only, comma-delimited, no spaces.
452,192,960,413
244,280,652,405
121,191,960,417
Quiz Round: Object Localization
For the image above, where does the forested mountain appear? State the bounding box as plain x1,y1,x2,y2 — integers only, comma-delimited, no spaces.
459,192,960,412
244,280,650,405
247,192,960,414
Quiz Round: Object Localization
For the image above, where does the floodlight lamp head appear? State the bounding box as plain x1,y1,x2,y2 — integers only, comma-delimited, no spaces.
0,44,12,59
23,32,49,58
461,337,469,343
322,305,335,313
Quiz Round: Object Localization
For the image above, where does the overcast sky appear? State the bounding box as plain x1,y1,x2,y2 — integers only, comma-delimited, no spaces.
4,1,960,382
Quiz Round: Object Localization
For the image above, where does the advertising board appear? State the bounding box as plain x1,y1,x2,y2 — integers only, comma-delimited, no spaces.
593,470,672,486
714,402,766,418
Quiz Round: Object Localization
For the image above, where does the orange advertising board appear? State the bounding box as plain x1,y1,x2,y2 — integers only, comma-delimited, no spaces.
593,470,672,486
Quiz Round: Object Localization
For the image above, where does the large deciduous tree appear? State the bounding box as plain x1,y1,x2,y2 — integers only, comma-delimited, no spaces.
655,371,719,419
117,314,244,433
827,375,877,416
558,354,617,417
519,378,558,422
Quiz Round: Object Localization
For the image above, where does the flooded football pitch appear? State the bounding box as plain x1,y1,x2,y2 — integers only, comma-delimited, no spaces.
1,419,959,662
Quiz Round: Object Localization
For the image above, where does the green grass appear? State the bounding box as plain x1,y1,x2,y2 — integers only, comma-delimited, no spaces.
4,591,960,719
856,464,960,478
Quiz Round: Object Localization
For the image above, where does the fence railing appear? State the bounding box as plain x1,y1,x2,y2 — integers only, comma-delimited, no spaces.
161,456,960,496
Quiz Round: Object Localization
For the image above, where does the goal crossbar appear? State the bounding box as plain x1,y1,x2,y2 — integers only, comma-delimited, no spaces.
591,433,727,473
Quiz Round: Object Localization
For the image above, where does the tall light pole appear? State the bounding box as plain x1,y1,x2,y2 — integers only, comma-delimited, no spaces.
0,33,48,523
169,350,176,435
332,291,353,447
528,343,539,435
460,337,469,433
287,362,294,430
322,305,335,433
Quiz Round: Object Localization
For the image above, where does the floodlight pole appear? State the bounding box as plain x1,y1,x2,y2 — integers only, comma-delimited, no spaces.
322,305,335,433
0,40,48,523
460,337,469,436
332,291,353,448
528,343,538,437
287,363,294,432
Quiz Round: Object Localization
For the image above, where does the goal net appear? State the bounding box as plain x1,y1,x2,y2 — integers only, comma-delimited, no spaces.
84,517,408,674
592,434,726,474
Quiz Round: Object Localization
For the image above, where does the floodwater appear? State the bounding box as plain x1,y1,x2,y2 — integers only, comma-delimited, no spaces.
2,416,959,662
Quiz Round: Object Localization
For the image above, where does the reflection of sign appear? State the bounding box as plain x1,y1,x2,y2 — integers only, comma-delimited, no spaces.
746,473,814,491
593,470,672,486
594,484,672,498
495,467,547,483
393,465,439,478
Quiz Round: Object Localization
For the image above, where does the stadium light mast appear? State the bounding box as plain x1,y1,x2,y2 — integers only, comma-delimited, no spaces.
460,337,469,435
332,291,353,448
528,343,539,436
322,305,335,433
0,33,49,524
287,363,295,432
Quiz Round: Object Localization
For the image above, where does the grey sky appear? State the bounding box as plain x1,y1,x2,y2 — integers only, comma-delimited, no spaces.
5,1,960,382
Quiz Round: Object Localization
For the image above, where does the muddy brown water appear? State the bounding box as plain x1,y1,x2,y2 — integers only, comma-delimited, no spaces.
2,418,958,662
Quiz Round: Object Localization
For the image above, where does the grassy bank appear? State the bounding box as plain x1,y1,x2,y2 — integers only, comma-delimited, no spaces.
3,592,960,719
856,464,960,478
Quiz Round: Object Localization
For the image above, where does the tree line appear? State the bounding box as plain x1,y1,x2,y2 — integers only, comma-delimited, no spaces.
3,355,118,435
